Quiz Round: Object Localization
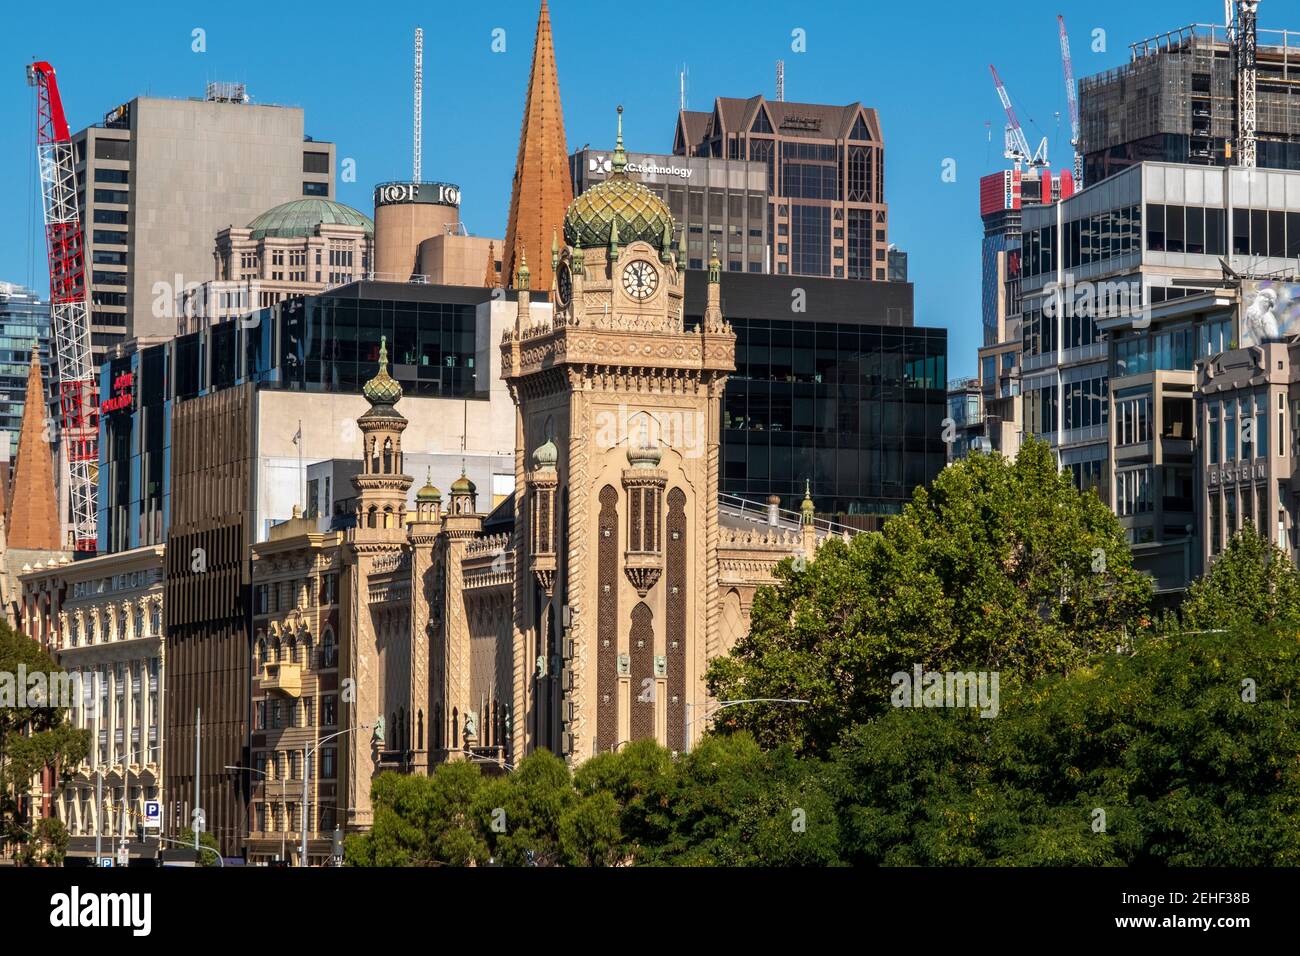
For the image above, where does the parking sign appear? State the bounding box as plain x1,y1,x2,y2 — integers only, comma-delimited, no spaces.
144,800,161,830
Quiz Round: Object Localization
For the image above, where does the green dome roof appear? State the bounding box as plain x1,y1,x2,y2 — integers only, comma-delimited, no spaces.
532,438,558,470
247,198,374,240
363,336,403,406
451,470,476,495
563,107,673,251
416,468,441,502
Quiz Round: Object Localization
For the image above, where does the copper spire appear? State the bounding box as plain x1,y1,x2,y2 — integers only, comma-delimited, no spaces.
6,347,61,550
502,0,572,294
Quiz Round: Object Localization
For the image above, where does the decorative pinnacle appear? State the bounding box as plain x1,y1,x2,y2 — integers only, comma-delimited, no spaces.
378,335,389,370
612,105,627,174
516,244,530,290
708,241,721,283
551,228,559,273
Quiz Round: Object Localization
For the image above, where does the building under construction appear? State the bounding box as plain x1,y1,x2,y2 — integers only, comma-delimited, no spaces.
1081,10,1300,183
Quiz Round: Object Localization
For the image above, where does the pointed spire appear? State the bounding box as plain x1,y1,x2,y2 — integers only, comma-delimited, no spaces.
483,240,497,288
800,478,816,526
708,240,721,283
609,215,620,259
6,347,61,550
551,228,560,277
677,225,687,273
612,104,627,175
503,0,572,294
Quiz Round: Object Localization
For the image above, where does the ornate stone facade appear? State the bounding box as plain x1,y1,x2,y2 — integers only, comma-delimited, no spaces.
244,121,842,849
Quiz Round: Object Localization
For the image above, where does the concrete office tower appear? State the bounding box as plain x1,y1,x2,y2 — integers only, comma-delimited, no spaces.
72,83,335,360
675,95,887,280
1081,16,1300,184
502,0,573,294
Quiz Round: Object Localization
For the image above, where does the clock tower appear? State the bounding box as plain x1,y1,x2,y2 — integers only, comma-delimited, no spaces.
502,107,735,761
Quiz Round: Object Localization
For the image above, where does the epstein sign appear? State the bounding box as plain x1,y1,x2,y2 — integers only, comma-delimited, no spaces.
373,181,461,209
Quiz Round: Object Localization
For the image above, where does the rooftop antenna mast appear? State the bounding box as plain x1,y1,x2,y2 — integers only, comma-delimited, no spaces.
776,59,785,102
679,64,688,111
413,27,424,182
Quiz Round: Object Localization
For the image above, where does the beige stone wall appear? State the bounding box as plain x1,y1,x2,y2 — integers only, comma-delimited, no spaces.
418,234,502,287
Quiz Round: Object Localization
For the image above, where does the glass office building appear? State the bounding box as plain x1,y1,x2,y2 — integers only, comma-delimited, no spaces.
98,281,500,552
0,282,52,460
683,272,946,519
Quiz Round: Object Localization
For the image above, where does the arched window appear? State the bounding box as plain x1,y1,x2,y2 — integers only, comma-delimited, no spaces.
288,636,297,664
321,628,337,668
272,637,282,663
149,602,161,637
383,506,393,529
134,604,145,639
367,506,377,529
417,709,424,750
382,438,393,474
257,637,268,664
302,633,313,668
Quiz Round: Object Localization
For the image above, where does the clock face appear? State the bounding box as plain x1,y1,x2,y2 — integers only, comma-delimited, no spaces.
556,262,572,307
622,260,659,300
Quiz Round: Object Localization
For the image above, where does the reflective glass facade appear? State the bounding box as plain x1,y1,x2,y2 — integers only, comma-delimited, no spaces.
683,272,944,517
0,283,52,460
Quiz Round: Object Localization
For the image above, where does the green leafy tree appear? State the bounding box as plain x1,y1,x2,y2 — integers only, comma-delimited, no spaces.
627,733,841,866
177,827,222,866
0,620,89,854
558,791,623,866
827,625,1300,866
17,816,69,867
1179,523,1300,632
475,749,575,866
346,763,488,866
708,439,1152,754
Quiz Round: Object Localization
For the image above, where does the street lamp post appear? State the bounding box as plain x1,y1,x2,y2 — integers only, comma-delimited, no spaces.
224,763,289,862
301,725,370,868
683,698,810,753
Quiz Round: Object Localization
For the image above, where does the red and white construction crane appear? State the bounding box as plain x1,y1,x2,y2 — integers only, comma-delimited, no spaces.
1057,14,1083,187
26,61,98,552
989,64,1049,170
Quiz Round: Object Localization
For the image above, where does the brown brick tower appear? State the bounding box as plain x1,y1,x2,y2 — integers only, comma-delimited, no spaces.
502,0,572,294
6,349,61,550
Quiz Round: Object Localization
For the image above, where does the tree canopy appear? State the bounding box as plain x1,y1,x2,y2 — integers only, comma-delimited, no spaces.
707,439,1153,754
0,619,89,855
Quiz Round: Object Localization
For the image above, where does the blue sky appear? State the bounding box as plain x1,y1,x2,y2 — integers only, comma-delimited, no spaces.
0,0,1248,377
